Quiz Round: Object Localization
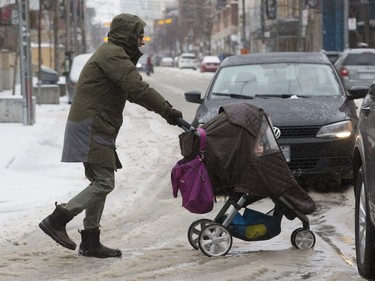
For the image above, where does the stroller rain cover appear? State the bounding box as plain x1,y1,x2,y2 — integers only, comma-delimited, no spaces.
179,103,315,215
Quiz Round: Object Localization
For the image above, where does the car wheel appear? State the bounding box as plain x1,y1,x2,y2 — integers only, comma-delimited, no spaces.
355,167,375,279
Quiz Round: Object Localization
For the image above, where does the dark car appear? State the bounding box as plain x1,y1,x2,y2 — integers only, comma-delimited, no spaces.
37,65,59,84
352,83,375,279
185,52,365,190
334,48,375,90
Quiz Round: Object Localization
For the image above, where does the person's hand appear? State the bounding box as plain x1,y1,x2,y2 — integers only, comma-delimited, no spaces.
165,108,183,126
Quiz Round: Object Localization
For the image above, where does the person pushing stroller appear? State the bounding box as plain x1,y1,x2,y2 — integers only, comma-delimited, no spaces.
39,13,183,258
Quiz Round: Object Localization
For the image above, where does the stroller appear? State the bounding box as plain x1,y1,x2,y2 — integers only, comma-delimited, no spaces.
174,103,316,257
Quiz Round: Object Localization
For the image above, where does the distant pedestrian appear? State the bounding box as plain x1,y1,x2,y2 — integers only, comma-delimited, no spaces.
146,54,153,76
39,13,183,258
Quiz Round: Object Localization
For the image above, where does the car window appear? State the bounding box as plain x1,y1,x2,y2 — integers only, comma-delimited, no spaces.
138,56,147,63
209,63,342,98
344,53,375,65
181,54,196,59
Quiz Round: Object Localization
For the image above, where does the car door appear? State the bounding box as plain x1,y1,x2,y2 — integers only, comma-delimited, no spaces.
361,87,375,213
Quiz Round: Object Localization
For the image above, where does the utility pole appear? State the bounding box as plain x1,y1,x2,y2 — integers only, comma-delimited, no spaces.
363,1,370,45
37,0,43,106
298,0,304,51
66,0,71,53
73,0,78,53
343,0,349,49
81,0,87,53
18,0,33,125
242,0,247,49
54,0,60,72
261,0,265,52
38,0,43,87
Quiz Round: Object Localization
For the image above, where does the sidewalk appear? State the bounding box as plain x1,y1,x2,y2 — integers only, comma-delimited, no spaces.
0,91,182,244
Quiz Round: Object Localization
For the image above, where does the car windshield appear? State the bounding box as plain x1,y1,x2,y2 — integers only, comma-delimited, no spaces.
209,63,343,98
181,54,196,59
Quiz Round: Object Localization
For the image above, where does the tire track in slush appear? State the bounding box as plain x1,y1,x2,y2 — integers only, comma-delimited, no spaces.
310,194,356,267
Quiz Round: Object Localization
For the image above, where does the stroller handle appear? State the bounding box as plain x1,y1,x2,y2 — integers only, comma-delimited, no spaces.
176,118,196,132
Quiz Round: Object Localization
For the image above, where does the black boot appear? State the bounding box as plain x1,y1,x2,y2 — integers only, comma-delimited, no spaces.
79,229,122,258
39,202,76,250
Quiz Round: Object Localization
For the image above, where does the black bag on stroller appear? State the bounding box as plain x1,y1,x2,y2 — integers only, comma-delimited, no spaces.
177,102,316,257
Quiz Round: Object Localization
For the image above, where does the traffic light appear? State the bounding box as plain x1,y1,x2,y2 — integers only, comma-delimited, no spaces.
157,18,173,25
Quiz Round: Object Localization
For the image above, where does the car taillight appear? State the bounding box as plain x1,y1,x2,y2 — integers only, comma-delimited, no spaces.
340,68,349,77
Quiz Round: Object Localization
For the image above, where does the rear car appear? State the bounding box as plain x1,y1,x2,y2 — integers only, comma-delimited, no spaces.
200,56,221,72
352,83,375,279
185,52,365,190
178,53,198,70
66,53,92,104
334,48,375,90
160,57,174,67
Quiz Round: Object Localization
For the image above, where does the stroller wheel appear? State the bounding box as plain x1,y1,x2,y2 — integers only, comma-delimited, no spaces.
187,219,212,250
198,223,232,257
290,228,303,247
291,228,316,249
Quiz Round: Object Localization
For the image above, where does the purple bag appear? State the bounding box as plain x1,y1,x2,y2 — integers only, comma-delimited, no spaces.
171,128,215,214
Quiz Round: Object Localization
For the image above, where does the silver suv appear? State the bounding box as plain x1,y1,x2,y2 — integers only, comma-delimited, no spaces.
334,48,375,90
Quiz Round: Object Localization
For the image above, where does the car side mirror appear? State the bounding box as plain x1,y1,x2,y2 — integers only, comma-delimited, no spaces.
347,86,368,100
185,91,203,104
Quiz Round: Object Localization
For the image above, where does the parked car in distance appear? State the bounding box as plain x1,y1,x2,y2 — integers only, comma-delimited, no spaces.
185,52,365,190
36,65,59,84
66,53,92,104
334,48,375,90
200,56,221,72
178,53,198,70
352,83,375,279
160,57,174,67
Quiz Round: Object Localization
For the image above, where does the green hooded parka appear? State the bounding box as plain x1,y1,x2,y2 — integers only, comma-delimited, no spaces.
61,14,173,169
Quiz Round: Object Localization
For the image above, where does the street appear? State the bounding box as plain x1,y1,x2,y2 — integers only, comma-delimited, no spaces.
0,67,365,281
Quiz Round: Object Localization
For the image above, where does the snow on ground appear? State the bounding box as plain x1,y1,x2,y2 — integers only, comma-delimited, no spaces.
0,80,365,280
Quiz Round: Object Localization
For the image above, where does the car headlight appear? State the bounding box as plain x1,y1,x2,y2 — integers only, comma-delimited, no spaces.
317,120,353,139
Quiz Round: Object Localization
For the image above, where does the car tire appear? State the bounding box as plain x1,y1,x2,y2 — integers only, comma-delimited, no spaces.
355,167,375,279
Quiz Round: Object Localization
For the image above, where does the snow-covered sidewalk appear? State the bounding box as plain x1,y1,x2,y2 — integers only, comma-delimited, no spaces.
0,92,181,243
0,89,364,281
